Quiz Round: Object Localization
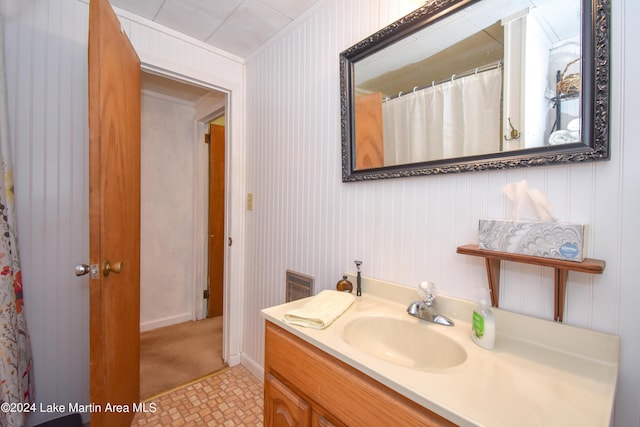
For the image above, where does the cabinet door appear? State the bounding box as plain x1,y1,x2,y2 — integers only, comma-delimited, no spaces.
312,411,345,427
265,374,311,427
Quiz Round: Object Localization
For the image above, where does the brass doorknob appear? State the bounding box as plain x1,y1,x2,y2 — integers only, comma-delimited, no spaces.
103,260,123,276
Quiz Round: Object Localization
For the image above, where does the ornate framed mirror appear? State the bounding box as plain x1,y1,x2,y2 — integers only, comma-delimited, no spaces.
340,0,610,181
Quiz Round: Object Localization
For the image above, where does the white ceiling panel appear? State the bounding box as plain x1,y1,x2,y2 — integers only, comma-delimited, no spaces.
259,0,318,19
154,0,242,42
206,0,290,57
109,0,164,21
109,0,321,58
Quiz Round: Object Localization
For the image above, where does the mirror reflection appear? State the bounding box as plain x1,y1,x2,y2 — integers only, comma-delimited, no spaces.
352,0,581,170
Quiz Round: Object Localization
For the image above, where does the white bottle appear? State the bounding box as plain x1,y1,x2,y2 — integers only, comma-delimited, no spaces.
471,289,495,350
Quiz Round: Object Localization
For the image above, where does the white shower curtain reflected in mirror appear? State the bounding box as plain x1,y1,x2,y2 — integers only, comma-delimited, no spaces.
383,67,503,165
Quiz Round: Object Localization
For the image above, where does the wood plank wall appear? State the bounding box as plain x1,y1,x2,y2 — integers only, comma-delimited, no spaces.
5,0,639,426
243,0,625,382
5,1,91,425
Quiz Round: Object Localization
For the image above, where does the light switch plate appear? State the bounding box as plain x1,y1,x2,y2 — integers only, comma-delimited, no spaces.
247,193,254,211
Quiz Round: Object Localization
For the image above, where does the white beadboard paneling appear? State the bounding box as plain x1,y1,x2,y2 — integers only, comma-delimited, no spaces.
7,0,247,424
545,166,571,219
6,0,637,425
617,2,640,425
6,0,91,425
244,1,637,425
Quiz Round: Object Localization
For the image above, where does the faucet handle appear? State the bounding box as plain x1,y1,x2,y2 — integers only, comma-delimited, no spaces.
418,281,437,306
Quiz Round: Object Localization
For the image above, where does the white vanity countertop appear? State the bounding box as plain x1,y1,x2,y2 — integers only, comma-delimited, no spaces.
261,275,619,427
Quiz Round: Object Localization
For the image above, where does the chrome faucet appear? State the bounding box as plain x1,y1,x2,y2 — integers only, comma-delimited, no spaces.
407,282,454,326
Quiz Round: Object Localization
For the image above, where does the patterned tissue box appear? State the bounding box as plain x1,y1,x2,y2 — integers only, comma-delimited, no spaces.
478,219,586,262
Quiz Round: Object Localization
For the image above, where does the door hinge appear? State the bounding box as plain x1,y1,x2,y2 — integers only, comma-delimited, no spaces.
203,289,210,299
204,133,210,144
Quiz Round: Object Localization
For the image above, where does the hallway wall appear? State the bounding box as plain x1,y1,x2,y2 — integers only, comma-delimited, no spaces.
140,91,196,331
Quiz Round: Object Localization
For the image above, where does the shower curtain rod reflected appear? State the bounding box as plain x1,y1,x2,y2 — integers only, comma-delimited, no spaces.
384,60,503,102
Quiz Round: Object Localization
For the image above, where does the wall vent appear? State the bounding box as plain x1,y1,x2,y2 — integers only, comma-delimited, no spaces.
285,270,314,302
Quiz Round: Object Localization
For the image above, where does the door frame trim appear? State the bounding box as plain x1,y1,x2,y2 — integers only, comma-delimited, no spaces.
194,108,225,321
140,63,245,367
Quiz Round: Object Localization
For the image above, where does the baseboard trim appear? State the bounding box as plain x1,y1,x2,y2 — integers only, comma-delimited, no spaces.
140,312,193,332
240,353,264,383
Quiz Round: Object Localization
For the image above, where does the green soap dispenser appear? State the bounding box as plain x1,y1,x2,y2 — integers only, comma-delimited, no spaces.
471,288,495,349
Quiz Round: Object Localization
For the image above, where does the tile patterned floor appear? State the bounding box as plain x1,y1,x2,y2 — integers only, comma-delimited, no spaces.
132,365,264,426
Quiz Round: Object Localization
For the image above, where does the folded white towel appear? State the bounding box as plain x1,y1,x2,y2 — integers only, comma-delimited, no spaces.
567,118,580,132
284,290,355,329
548,130,579,145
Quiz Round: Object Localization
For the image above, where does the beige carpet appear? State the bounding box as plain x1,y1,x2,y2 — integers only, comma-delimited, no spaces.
140,316,226,400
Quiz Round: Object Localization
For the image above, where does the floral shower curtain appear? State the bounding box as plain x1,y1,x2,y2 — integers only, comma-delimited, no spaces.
382,67,503,165
0,8,34,427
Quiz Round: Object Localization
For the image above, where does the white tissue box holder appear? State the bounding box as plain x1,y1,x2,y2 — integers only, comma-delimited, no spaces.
478,219,586,262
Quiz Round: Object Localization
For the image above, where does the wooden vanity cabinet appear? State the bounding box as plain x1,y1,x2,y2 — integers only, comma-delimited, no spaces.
264,321,456,427
264,373,343,427
264,373,309,426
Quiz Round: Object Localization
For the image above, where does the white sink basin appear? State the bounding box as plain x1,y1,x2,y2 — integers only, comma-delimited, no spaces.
342,316,467,370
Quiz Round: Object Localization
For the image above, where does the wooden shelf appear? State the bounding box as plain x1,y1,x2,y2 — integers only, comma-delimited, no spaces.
456,244,606,322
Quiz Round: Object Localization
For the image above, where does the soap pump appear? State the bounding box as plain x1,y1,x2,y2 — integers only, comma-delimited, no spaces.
354,260,362,296
471,288,495,350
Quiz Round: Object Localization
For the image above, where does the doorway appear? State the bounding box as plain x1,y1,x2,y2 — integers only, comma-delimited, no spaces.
138,71,228,398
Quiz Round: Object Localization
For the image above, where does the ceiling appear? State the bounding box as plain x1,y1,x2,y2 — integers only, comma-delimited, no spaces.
109,0,321,59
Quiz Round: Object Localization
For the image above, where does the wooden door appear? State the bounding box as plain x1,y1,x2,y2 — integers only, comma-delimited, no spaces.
88,0,141,425
208,124,225,317
354,92,384,169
